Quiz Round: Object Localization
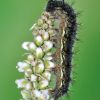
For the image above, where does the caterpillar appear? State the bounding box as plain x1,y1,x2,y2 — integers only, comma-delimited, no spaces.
15,0,77,100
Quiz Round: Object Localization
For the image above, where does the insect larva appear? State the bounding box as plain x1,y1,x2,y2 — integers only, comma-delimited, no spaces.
46,0,77,99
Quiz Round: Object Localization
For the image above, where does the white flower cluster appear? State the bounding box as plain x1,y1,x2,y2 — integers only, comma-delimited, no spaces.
15,11,56,100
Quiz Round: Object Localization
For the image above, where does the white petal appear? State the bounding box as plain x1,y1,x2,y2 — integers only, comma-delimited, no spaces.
35,35,43,46
35,47,44,59
41,90,50,100
22,42,30,50
43,55,53,61
17,62,23,67
42,32,49,40
46,52,52,56
35,61,44,74
21,90,31,99
27,54,34,61
49,61,55,68
39,80,49,89
33,82,38,89
43,41,53,52
29,42,36,51
25,68,32,77
38,30,45,35
33,90,42,98
16,62,29,72
31,61,37,67
43,71,51,80
31,74,37,82
15,79,23,88
44,60,55,69
15,79,26,88
25,82,32,90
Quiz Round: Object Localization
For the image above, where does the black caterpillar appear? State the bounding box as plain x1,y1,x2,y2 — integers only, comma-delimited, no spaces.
46,0,77,99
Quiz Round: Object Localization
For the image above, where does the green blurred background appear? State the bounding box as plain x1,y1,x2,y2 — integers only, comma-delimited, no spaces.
0,0,100,100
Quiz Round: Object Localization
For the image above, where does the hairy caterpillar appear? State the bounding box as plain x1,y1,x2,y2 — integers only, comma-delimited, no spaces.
15,0,77,100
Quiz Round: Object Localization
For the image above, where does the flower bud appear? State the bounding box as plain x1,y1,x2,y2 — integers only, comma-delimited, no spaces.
25,68,32,77
44,60,55,69
22,42,30,50
38,30,45,35
43,23,48,29
25,82,32,90
16,62,30,72
41,15,48,22
43,55,53,61
33,81,38,89
22,42,36,51
46,52,52,56
32,90,42,98
28,42,36,51
41,90,50,100
42,71,51,81
15,79,27,88
34,61,44,74
31,60,37,67
27,54,34,61
21,90,31,99
43,11,51,18
42,32,49,41
35,47,44,59
48,30,54,36
47,20,52,25
34,35,43,46
43,41,53,52
38,19,44,26
31,74,37,82
32,31,38,36
39,80,49,89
